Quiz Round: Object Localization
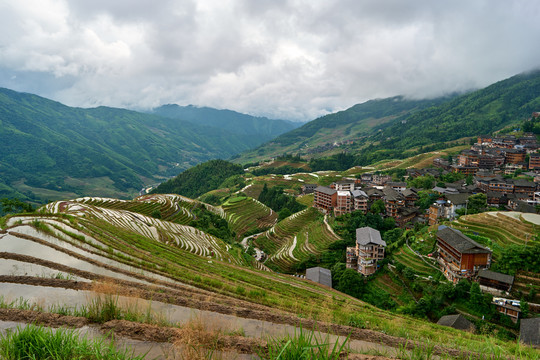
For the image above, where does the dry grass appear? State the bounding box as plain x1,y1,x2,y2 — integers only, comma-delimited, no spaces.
172,315,252,360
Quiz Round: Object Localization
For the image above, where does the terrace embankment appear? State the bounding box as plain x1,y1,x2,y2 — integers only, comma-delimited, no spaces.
0,275,475,359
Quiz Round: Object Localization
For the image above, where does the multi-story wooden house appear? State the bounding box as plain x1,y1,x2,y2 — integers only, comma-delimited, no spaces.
346,227,386,276
529,153,540,170
504,148,526,164
436,226,492,283
351,189,368,213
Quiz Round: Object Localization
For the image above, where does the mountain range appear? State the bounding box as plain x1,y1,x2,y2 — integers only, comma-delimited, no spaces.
3,69,540,202
0,88,297,202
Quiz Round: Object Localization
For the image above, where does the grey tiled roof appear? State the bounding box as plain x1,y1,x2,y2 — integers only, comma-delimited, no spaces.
520,317,540,346
356,227,386,247
315,186,336,195
401,188,418,197
382,187,403,201
351,189,368,198
437,227,491,254
437,314,475,331
445,193,471,206
478,269,514,285
306,267,332,288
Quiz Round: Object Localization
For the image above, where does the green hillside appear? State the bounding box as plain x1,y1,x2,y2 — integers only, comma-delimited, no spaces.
152,104,299,139
236,70,540,166
234,95,451,163
370,70,540,159
150,159,244,198
1,194,537,358
0,88,272,202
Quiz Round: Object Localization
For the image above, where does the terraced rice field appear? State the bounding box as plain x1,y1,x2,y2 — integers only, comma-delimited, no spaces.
393,246,438,277
255,208,341,273
1,197,349,313
0,197,536,358
73,194,225,225
222,197,277,238
452,212,534,248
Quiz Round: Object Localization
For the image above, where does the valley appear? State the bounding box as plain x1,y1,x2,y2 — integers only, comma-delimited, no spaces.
2,70,540,358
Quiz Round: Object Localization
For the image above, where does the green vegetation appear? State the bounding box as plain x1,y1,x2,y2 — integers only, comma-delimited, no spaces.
0,324,144,360
258,184,306,216
222,197,277,238
151,159,244,198
237,96,449,163
0,87,283,202
259,327,349,360
0,197,34,215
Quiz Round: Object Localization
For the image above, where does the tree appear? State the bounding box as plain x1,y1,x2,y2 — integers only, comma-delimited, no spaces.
408,175,435,189
454,279,471,300
467,193,487,214
0,198,34,214
415,190,439,210
278,208,292,221
336,269,364,298
370,199,386,215
383,228,403,245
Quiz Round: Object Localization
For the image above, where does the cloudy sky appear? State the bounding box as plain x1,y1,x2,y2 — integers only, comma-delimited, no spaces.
1,0,539,121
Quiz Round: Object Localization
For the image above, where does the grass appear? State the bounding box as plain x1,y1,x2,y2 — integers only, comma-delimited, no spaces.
258,327,349,360
0,324,145,360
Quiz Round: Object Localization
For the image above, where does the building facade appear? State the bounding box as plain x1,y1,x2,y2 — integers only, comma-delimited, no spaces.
346,227,386,276
436,226,492,283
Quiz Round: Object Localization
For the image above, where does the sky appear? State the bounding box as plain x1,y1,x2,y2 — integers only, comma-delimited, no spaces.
1,0,540,121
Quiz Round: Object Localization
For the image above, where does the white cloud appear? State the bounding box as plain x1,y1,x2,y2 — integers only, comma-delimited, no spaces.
0,0,539,121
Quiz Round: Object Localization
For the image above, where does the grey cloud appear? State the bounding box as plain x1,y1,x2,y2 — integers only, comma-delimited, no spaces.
1,0,540,121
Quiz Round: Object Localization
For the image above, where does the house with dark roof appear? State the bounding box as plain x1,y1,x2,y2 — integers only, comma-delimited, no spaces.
351,189,368,212
346,227,386,276
301,184,318,194
520,317,540,347
382,187,405,219
493,297,521,323
477,269,514,294
436,226,492,283
437,314,476,332
402,188,418,207
306,267,332,288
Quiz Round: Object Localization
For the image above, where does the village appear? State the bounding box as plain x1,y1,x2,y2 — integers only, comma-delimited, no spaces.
298,129,540,342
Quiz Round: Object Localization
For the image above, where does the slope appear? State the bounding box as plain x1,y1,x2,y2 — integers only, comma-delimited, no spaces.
370,69,540,157
236,69,540,166
0,88,263,202
234,95,451,163
1,197,535,358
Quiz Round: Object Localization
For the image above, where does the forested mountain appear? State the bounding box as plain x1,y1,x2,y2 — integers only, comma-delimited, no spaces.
234,96,452,163
0,88,269,201
152,104,299,140
151,159,244,198
371,70,540,153
235,69,540,165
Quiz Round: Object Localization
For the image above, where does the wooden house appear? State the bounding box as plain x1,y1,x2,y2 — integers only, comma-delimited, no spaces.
436,226,492,283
